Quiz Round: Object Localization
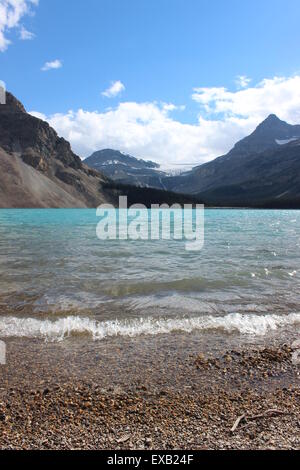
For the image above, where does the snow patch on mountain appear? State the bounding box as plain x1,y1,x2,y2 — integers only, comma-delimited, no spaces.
276,138,299,145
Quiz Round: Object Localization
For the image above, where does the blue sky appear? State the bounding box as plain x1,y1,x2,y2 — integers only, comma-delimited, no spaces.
1,0,300,167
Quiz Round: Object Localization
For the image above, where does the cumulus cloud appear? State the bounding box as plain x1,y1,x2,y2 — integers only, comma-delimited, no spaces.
41,59,63,71
102,80,125,98
0,0,38,51
30,75,300,168
192,75,300,123
30,101,252,168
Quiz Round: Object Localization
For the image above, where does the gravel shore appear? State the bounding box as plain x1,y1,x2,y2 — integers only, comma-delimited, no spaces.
0,341,299,450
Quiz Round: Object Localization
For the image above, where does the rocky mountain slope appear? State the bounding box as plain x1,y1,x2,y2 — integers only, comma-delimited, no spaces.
224,113,300,158
0,92,115,208
195,139,300,207
85,149,168,189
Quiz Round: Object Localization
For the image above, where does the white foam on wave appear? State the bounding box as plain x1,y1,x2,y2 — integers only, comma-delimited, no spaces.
0,312,300,342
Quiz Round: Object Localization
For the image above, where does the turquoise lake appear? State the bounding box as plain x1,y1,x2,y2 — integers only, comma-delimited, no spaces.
0,209,300,343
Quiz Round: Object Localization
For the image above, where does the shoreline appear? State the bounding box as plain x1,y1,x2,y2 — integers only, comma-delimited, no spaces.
0,339,299,450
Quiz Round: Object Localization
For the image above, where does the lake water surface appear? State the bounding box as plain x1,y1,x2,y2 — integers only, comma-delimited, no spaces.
0,209,300,345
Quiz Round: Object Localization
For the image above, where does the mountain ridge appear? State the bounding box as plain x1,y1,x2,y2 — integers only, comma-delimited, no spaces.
85,148,169,189
0,92,114,208
227,113,300,158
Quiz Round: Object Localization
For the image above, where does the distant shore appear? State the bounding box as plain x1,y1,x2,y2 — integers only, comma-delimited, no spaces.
0,338,299,450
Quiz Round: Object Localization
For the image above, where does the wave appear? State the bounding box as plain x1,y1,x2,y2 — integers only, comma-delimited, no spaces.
0,312,300,342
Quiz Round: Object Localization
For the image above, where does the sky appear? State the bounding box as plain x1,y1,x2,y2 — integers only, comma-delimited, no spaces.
1,0,300,168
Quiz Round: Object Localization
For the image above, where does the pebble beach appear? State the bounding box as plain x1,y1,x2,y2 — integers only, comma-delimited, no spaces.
0,337,299,450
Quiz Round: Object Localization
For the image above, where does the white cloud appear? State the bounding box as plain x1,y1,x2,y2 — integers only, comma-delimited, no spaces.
102,80,125,98
162,103,186,112
19,25,34,40
30,74,300,169
0,0,38,51
192,75,300,123
235,75,252,89
30,101,252,169
41,59,63,72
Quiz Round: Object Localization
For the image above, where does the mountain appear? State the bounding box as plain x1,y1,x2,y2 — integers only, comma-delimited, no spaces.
164,114,300,207
84,149,169,189
0,92,115,208
195,139,300,207
225,114,300,158
0,92,201,208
